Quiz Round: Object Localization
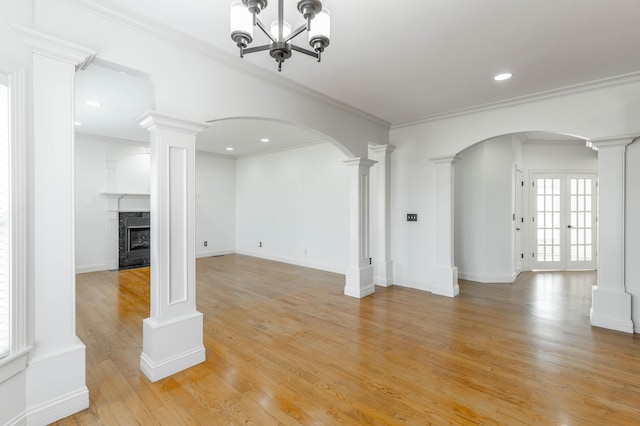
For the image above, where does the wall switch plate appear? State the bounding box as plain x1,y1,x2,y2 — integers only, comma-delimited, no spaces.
407,213,418,222
204,241,208,247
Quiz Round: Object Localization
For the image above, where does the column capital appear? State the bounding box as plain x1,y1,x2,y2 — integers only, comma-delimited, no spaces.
370,144,396,155
430,154,463,165
343,157,377,169
589,134,640,150
135,110,209,135
12,24,96,70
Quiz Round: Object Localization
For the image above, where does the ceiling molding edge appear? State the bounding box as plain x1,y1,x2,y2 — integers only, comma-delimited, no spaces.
60,0,391,129
392,71,640,130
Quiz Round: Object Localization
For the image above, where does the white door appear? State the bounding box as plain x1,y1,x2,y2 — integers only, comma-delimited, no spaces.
531,173,597,270
515,168,524,274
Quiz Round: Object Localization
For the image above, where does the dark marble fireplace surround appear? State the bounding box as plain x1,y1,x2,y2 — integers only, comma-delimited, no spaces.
119,211,150,270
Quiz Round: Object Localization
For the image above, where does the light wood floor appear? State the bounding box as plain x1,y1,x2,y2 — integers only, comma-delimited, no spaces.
57,255,640,425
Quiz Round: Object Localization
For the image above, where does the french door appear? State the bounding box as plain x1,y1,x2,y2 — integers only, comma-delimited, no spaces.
531,173,597,270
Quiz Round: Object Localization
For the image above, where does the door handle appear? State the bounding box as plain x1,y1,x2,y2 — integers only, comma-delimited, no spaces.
516,228,521,231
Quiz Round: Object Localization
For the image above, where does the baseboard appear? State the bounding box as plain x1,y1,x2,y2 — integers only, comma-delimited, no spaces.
590,310,634,334
235,250,345,275
458,272,516,284
392,279,431,292
7,412,26,426
196,249,235,259
75,263,108,274
140,346,206,383
26,387,89,426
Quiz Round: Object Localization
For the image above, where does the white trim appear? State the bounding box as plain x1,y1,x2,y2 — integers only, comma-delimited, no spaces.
60,0,390,128
195,249,234,259
75,264,108,274
0,68,31,384
140,346,205,383
590,311,634,334
389,279,431,293
392,71,640,128
458,272,517,284
25,387,89,426
235,250,345,275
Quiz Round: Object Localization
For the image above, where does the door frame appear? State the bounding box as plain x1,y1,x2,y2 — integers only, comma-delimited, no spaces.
529,170,598,270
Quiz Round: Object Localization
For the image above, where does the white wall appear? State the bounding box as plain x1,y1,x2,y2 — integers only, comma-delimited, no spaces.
522,141,598,171
75,136,237,272
626,140,640,333
455,135,515,283
195,153,236,257
75,135,109,272
236,142,350,274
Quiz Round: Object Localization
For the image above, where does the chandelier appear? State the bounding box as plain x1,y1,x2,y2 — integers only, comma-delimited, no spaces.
230,0,331,72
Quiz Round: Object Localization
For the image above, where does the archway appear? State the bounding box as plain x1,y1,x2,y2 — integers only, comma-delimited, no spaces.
453,131,597,284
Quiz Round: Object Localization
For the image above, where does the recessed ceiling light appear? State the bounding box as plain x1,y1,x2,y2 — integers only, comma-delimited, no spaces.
494,73,513,81
74,121,82,126
261,138,270,143
226,147,234,151
86,100,101,107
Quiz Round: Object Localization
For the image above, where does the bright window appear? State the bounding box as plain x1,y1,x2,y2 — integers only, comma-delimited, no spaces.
0,77,8,359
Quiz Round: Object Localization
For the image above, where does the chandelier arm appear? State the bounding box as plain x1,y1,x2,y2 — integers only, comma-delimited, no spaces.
255,18,277,43
284,23,307,43
243,44,271,54
290,44,319,59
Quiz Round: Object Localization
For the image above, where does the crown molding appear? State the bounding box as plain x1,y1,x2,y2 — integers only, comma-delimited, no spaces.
392,71,640,130
11,24,96,70
60,0,391,129
135,110,209,135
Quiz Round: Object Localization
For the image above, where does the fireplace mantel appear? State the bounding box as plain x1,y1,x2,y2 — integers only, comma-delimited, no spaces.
102,193,150,269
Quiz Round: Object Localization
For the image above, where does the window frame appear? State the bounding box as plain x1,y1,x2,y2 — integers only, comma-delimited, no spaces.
0,68,31,384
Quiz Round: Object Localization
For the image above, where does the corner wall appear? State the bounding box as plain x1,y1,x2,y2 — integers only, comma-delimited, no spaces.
235,142,350,274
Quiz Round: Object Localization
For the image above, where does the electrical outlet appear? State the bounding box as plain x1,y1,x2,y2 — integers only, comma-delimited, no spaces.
259,241,262,247
407,213,418,222
204,241,208,247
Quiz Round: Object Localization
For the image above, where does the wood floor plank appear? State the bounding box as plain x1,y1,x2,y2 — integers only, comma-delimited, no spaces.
54,255,640,425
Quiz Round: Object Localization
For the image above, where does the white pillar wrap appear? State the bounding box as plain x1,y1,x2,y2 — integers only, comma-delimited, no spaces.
370,144,395,287
14,25,95,424
430,155,462,298
344,158,377,298
590,136,635,333
136,111,208,381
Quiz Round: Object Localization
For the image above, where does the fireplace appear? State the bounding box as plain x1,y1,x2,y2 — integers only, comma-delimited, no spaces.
119,212,150,269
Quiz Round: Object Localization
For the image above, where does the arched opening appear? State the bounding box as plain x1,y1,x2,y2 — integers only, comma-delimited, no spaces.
454,131,597,284
195,116,354,274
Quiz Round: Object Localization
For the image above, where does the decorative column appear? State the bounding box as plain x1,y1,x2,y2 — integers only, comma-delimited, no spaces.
14,25,95,423
136,111,208,381
370,144,395,287
344,158,377,298
430,155,462,297
590,136,634,333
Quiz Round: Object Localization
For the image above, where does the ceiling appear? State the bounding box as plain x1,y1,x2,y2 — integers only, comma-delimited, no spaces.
74,0,640,153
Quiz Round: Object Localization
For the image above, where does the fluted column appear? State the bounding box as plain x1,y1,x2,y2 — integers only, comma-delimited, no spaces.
430,155,462,297
136,111,208,381
590,136,634,333
344,158,377,298
370,144,395,287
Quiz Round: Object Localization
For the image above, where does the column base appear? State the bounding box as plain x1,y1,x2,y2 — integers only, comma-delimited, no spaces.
373,260,394,287
590,286,633,333
344,265,375,298
431,265,460,298
141,311,206,382
26,339,89,425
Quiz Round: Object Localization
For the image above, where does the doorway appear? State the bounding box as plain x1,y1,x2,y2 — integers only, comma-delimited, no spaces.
531,173,597,270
